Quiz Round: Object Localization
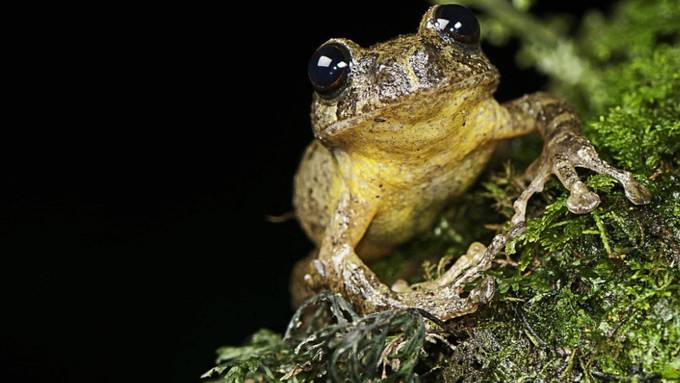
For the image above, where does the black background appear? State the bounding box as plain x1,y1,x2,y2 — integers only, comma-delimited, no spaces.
1,1,609,382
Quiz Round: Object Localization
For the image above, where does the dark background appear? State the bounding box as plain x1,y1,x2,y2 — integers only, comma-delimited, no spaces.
1,1,609,382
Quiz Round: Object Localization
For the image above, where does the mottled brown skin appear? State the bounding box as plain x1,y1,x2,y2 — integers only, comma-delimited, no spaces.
292,6,651,320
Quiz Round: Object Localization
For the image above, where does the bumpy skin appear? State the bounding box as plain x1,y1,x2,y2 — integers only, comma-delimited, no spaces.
292,6,651,320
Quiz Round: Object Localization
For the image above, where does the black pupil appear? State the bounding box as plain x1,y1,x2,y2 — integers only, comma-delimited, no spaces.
434,4,480,44
308,44,350,94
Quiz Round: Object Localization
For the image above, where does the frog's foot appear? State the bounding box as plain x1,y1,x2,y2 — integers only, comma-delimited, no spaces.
510,133,651,234
311,235,504,321
409,242,492,291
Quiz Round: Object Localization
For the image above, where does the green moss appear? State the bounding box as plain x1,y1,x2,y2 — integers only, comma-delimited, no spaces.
205,1,680,381
585,46,680,173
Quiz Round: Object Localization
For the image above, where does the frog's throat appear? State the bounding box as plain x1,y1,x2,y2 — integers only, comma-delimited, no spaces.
315,71,498,142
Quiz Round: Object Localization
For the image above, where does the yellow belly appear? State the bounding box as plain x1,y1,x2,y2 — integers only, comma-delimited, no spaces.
358,142,496,258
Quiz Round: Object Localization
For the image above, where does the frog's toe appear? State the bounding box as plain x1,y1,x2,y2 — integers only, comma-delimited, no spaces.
469,275,495,305
549,156,600,214
517,159,542,187
510,166,552,229
566,181,600,214
569,141,652,206
396,275,496,321
390,279,412,293
623,179,652,205
419,241,493,290
509,221,526,239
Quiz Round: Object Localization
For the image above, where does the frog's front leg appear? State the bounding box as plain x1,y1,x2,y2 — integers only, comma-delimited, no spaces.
499,92,651,234
304,190,389,312
307,189,496,320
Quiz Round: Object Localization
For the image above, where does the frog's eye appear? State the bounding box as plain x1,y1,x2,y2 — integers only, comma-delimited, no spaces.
433,4,480,45
308,43,351,98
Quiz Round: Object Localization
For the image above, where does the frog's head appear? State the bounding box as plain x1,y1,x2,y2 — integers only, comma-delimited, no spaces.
308,4,499,151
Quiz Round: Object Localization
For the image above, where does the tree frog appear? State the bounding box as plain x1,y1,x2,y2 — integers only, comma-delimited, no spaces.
292,4,650,320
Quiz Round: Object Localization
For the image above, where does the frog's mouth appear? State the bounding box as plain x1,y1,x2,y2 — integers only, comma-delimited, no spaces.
315,70,499,142
315,111,375,141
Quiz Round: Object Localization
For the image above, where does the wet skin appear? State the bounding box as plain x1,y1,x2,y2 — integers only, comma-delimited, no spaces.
292,5,651,320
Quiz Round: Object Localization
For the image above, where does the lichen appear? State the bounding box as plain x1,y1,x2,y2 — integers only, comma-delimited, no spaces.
202,292,441,382
204,1,680,381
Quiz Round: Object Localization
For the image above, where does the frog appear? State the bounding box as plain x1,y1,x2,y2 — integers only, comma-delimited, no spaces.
291,4,651,321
